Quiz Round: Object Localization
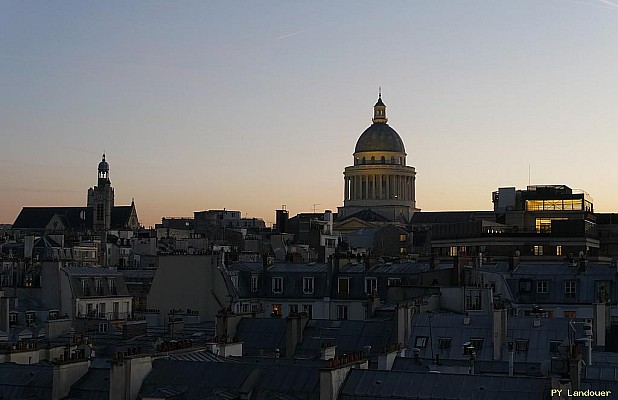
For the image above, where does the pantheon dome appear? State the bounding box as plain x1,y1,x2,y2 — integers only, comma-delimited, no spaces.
338,94,419,223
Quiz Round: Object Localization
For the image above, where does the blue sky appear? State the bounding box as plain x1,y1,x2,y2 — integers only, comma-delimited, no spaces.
3,1,618,226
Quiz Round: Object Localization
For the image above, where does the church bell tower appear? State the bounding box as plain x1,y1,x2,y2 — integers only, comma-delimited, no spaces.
87,154,115,231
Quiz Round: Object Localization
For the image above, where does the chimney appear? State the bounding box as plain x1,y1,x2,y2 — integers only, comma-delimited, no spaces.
492,307,508,360
320,343,337,361
377,344,401,371
509,255,519,272
0,291,9,336
285,313,308,358
319,354,368,400
109,354,153,400
578,259,588,273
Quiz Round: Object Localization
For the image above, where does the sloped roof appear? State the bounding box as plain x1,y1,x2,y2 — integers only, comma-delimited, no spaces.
0,363,54,399
235,318,288,356
410,211,495,225
409,313,570,364
338,369,549,400
297,319,397,358
12,207,91,230
67,368,110,400
337,209,391,223
13,205,134,231
111,206,133,229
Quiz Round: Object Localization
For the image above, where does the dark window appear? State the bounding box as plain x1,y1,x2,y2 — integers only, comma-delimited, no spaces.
550,340,562,354
438,338,452,350
515,340,528,351
470,338,484,351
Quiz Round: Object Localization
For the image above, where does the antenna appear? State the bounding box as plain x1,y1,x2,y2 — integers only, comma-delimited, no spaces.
312,204,321,213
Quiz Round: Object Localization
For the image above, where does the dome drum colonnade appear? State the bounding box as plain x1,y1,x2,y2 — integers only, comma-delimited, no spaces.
339,94,418,221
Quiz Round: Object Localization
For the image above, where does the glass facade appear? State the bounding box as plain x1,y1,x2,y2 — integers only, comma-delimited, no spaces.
525,199,584,211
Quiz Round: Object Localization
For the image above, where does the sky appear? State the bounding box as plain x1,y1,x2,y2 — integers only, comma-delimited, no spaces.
3,0,618,227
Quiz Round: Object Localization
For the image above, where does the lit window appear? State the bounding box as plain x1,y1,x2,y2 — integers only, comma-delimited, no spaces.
272,304,282,316
338,278,349,295
564,310,576,319
365,277,377,295
533,245,543,256
399,234,407,242
272,277,283,294
337,305,348,320
536,281,548,294
449,247,458,257
303,277,314,294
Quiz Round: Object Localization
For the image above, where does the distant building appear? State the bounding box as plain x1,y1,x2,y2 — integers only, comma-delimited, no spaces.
12,155,140,234
338,94,419,223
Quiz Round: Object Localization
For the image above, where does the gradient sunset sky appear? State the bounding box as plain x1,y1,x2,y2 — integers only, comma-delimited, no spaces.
3,1,618,227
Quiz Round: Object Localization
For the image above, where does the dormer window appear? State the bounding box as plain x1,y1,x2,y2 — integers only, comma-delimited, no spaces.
303,277,314,294
95,278,103,294
108,278,116,294
25,311,35,326
272,277,283,294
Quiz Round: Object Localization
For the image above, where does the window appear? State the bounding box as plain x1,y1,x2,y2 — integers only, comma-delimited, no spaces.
596,281,610,302
95,278,102,293
438,338,452,350
9,312,18,326
470,338,484,351
414,336,428,348
449,246,458,257
251,275,258,293
388,278,401,286
272,304,282,316
81,279,88,294
465,290,482,310
536,281,548,294
556,245,562,256
564,310,576,319
550,340,562,354
399,234,407,242
533,245,543,256
25,311,35,326
272,277,283,294
365,277,378,295
303,277,314,294
337,305,348,320
99,323,108,333
289,304,298,315
515,340,529,351
519,280,532,293
108,278,115,293
96,204,104,221
338,278,349,295
302,304,313,318
564,281,576,299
